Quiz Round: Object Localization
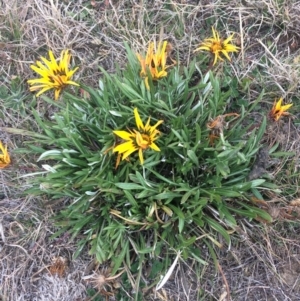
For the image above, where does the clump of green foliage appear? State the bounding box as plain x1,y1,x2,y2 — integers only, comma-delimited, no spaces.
25,43,273,285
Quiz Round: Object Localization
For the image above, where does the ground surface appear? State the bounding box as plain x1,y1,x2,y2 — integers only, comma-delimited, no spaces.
1,0,300,300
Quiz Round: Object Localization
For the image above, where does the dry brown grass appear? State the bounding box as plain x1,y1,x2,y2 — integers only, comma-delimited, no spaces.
1,0,300,300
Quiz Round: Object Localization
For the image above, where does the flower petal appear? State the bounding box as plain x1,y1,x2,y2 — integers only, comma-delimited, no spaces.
35,86,55,96
149,142,160,152
54,88,61,100
138,148,144,165
113,130,133,140
150,120,163,132
281,103,293,111
223,33,235,44
221,49,231,61
0,141,10,168
122,146,138,160
134,108,144,130
113,141,135,154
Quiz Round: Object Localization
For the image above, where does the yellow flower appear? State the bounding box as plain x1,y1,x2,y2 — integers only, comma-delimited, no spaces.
195,27,239,65
269,98,293,121
0,141,11,169
28,50,79,100
136,41,173,90
113,108,163,166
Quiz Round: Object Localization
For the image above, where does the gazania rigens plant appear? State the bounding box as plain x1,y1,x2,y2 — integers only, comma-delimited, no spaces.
27,50,79,100
23,43,274,293
195,27,239,65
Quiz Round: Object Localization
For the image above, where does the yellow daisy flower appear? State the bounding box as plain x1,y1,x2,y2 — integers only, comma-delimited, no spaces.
195,27,239,65
269,98,293,121
136,41,173,90
113,108,163,166
28,50,79,100
0,140,11,169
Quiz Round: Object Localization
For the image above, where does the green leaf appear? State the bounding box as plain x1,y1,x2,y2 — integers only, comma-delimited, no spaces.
237,201,272,222
180,188,196,204
111,240,129,274
256,116,266,141
115,183,145,190
195,123,201,145
187,150,199,165
153,192,181,200
171,128,183,141
251,188,264,200
214,188,242,197
191,251,208,265
217,149,235,158
123,190,138,206
248,89,264,113
138,247,154,254
168,204,185,219
178,218,185,233
38,149,62,161
116,80,143,100
147,168,176,185
250,179,266,187
271,151,295,158
203,216,231,245
217,203,237,227
204,239,219,271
